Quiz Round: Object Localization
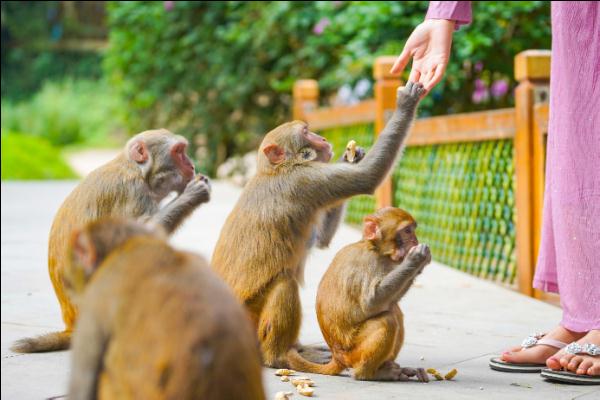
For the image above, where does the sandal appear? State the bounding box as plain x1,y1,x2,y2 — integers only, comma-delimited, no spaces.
540,342,600,385
489,333,567,373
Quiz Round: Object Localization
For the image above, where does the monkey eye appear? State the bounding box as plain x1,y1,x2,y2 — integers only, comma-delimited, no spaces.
299,147,317,160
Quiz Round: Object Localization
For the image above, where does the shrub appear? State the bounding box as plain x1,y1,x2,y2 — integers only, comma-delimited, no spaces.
105,1,551,174
1,79,126,147
1,131,77,180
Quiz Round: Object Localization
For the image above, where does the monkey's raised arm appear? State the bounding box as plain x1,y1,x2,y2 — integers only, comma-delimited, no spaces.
365,244,430,312
150,174,211,233
68,312,107,400
304,82,425,207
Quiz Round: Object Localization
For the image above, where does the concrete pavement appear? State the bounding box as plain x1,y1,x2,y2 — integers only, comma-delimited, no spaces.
1,181,598,399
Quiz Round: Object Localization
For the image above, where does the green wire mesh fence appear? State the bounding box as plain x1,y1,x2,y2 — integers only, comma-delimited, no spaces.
392,139,517,284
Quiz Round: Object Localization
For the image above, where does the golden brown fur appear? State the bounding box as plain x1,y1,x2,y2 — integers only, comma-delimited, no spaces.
288,207,431,381
67,219,265,400
12,129,210,353
212,83,426,367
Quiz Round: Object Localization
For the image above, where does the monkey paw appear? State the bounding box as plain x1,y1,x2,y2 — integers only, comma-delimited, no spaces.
184,174,212,204
342,146,365,164
396,81,426,109
406,243,432,267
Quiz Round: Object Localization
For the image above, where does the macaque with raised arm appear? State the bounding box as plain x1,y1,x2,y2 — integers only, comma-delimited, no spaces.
288,207,431,382
212,82,426,367
66,219,265,400
11,129,211,353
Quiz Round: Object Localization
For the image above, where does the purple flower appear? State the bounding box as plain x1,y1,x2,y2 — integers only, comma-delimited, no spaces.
164,1,174,11
474,61,484,72
474,78,486,90
491,79,509,98
313,17,331,35
472,88,489,104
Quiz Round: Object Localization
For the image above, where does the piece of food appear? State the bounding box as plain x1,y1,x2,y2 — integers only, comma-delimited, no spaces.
444,368,458,380
275,391,294,400
291,377,315,387
281,376,290,382
275,369,296,376
345,140,357,162
297,385,314,397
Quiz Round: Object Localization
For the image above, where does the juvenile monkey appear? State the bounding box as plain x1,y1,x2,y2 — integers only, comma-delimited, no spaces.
288,207,431,382
11,129,211,353
212,82,426,367
66,219,265,400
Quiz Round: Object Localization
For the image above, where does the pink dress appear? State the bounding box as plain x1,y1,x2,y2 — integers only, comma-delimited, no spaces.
427,1,600,331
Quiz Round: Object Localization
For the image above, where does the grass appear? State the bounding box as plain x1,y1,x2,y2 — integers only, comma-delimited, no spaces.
1,131,77,180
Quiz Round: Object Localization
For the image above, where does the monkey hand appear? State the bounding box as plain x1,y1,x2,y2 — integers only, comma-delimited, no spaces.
405,243,431,270
182,174,212,205
341,146,365,164
396,81,426,110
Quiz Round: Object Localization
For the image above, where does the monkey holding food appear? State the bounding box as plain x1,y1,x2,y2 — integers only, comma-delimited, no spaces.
288,207,431,382
12,129,211,353
212,82,426,367
65,218,265,400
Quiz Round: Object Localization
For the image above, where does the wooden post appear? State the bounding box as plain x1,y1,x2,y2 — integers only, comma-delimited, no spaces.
373,56,402,208
293,79,319,121
513,50,551,297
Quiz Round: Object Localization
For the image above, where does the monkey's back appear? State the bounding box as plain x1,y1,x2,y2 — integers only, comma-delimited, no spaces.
48,155,152,326
84,238,265,400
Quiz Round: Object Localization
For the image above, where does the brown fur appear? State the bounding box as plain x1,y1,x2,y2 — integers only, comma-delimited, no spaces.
288,207,431,381
212,83,426,367
11,129,210,353
67,219,265,400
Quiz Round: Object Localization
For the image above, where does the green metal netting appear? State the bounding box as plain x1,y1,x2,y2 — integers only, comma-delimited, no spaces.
392,139,517,284
319,123,376,225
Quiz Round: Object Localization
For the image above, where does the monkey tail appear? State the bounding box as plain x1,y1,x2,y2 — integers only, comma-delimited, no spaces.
10,331,71,353
287,348,345,376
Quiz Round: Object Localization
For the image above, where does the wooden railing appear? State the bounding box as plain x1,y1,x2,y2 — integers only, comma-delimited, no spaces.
292,50,552,298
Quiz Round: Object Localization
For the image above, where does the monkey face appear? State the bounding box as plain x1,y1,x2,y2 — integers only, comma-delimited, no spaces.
261,121,333,166
363,207,419,263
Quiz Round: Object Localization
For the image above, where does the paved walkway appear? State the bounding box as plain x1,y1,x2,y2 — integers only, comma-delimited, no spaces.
1,181,598,400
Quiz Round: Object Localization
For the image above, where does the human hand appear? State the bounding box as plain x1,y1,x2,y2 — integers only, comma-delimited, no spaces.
390,19,455,94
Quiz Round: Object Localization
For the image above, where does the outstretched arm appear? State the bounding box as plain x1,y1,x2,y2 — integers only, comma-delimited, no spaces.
302,82,426,207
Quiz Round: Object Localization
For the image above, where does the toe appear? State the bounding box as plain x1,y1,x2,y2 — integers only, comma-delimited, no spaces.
546,356,562,370
559,353,575,368
567,356,584,373
576,358,594,375
588,362,600,376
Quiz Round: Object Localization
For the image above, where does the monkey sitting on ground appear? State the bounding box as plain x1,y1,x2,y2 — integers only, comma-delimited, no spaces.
212,82,426,368
11,129,211,353
288,207,431,382
65,218,265,400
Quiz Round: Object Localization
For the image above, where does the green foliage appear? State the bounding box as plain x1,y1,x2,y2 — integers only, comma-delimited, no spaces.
1,79,126,147
1,132,77,180
105,1,550,173
1,1,106,101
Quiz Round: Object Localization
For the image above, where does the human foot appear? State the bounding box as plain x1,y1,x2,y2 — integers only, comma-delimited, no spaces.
547,330,600,376
500,325,585,365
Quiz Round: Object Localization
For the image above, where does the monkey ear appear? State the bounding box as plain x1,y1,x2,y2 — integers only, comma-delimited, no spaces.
363,218,381,241
71,230,97,277
263,144,286,165
128,140,149,163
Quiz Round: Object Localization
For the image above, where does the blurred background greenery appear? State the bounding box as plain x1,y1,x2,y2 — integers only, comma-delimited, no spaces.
1,1,550,179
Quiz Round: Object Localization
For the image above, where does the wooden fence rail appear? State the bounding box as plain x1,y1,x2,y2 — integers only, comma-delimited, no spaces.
292,50,552,298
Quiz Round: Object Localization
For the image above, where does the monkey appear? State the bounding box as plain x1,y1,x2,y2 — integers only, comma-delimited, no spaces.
211,82,426,368
287,207,431,382
11,129,211,353
65,218,265,400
